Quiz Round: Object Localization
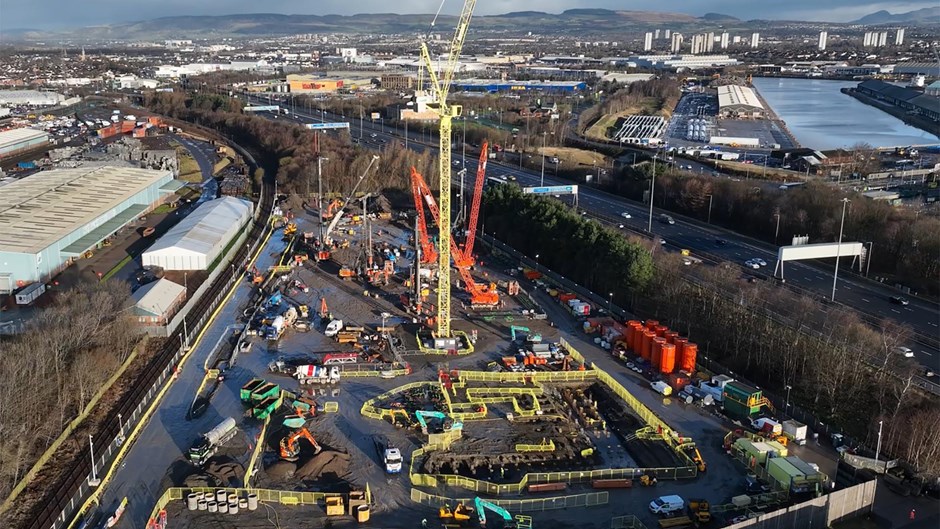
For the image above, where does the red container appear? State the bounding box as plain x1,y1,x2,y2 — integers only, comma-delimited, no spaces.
665,331,680,344
652,337,667,368
529,483,567,492
674,337,688,353
659,343,676,374
646,319,659,331
654,325,668,337
630,322,644,352
592,479,632,489
558,293,576,302
681,343,698,373
625,325,636,352
641,331,655,361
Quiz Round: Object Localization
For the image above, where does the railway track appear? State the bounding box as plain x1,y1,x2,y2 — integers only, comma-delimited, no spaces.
25,149,276,529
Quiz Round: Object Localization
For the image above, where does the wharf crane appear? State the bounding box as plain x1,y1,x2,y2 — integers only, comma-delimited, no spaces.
418,0,478,337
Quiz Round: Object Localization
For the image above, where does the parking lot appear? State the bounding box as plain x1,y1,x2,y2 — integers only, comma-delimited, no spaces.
713,119,797,150
664,92,718,149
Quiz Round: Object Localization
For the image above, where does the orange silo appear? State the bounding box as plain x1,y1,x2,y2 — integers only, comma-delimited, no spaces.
625,324,636,352
665,331,679,344
660,343,676,374
641,330,655,361
646,319,659,331
630,322,644,353
655,325,668,337
681,343,698,373
652,337,667,369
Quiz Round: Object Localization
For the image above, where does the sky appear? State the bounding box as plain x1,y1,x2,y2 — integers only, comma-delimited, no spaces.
2,0,936,30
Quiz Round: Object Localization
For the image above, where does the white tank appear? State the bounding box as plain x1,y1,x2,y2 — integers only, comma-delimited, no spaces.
205,417,237,446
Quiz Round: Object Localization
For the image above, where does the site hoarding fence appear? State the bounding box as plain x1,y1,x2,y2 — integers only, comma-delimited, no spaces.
147,487,347,524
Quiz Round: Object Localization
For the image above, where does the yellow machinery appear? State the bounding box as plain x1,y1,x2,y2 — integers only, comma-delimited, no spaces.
284,222,297,236
439,503,474,523
418,0,477,338
688,499,711,523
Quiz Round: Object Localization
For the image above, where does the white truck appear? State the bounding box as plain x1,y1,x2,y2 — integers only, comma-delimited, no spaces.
188,417,238,466
384,447,403,474
294,365,341,385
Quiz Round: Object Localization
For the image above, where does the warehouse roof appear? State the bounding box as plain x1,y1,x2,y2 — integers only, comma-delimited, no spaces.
0,128,50,150
0,166,172,254
717,85,764,111
144,197,253,258
131,278,185,317
0,89,64,105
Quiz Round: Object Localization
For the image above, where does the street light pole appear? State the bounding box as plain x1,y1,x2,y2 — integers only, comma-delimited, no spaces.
774,212,781,243
88,434,100,486
875,419,884,463
785,384,792,410
534,254,540,273
647,158,657,233
317,156,328,244
866,242,873,277
540,132,547,186
706,194,713,224
831,198,850,302
608,292,613,315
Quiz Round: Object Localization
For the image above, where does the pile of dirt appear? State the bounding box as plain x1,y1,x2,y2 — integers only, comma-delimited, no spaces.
176,457,245,488
265,460,296,480
295,450,351,481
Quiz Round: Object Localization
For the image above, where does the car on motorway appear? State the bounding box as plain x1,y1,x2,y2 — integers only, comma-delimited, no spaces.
896,347,915,358
658,214,675,225
715,239,728,246
507,175,517,181
370,133,378,138
753,258,767,267
621,212,632,219
889,296,910,306
744,260,760,270
618,224,625,229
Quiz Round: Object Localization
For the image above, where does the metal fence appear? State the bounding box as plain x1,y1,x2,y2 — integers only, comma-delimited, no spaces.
721,481,876,529
610,515,649,529
409,488,608,512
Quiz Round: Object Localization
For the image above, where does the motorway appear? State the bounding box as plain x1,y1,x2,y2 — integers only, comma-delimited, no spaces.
249,96,940,374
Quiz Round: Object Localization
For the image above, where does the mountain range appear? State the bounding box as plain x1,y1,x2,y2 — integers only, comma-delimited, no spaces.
852,7,940,25
4,7,938,41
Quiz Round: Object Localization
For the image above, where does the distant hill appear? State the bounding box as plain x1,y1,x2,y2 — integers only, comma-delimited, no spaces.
853,7,940,25
7,9,707,40
702,13,741,22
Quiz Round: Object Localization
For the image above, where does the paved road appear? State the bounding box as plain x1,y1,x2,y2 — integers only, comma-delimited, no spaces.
248,96,940,375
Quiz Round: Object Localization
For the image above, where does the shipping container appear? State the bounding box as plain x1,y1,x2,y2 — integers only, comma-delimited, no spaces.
767,457,804,491
15,282,46,305
659,343,676,374
680,342,697,373
782,420,808,445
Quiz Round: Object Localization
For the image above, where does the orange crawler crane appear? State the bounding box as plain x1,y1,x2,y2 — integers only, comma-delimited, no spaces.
410,167,439,265
454,141,488,268
279,427,322,461
411,167,499,307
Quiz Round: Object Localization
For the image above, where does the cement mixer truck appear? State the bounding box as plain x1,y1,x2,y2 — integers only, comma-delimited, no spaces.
188,417,238,466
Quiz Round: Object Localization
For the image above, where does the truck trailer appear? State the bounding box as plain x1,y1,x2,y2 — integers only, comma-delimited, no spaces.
188,417,238,466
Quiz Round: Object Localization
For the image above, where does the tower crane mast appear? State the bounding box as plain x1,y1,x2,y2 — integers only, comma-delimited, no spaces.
418,0,478,338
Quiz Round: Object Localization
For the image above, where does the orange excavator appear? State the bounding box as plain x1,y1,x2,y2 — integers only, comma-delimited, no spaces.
279,427,322,461
454,141,488,269
411,167,499,307
322,199,342,220
410,167,439,265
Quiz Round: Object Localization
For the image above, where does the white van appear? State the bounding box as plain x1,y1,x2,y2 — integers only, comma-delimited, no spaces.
650,380,673,396
649,495,685,515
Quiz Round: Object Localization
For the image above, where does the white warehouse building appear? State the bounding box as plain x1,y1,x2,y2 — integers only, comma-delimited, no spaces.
143,197,253,270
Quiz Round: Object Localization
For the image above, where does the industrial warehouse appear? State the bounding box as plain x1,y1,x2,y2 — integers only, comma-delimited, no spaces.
142,196,254,271
0,128,52,159
0,166,178,293
450,79,586,92
716,85,764,119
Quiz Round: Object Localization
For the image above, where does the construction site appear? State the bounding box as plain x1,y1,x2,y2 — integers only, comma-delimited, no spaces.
127,3,856,529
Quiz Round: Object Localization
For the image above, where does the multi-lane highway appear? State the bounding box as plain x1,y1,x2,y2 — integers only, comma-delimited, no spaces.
248,95,940,374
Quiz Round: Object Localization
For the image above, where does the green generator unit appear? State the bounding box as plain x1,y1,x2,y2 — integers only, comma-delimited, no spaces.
722,381,767,420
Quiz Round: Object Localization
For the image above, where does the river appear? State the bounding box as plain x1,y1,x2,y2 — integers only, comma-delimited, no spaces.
751,77,939,150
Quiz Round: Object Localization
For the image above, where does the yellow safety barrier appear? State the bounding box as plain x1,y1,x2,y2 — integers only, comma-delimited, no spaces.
148,486,346,521
515,439,556,452
0,340,144,514
410,488,608,512
67,220,279,529
243,416,269,486
323,402,339,413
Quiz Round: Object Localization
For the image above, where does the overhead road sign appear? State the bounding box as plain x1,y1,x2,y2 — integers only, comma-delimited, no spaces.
523,185,579,195
244,105,280,112
304,122,351,130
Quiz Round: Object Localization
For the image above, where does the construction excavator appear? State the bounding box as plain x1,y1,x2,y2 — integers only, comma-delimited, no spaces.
411,167,499,307
510,325,542,344
279,427,322,461
415,410,464,435
440,502,475,524
475,497,532,529
322,199,342,220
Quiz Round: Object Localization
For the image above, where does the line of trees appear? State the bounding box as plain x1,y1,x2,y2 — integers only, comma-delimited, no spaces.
642,248,939,477
482,184,654,298
607,164,939,295
577,78,682,135
0,282,138,512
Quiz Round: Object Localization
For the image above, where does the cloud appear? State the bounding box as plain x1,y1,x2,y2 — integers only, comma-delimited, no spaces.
2,0,937,30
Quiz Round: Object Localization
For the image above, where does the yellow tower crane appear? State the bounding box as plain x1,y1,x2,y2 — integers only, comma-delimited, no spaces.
418,0,477,339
